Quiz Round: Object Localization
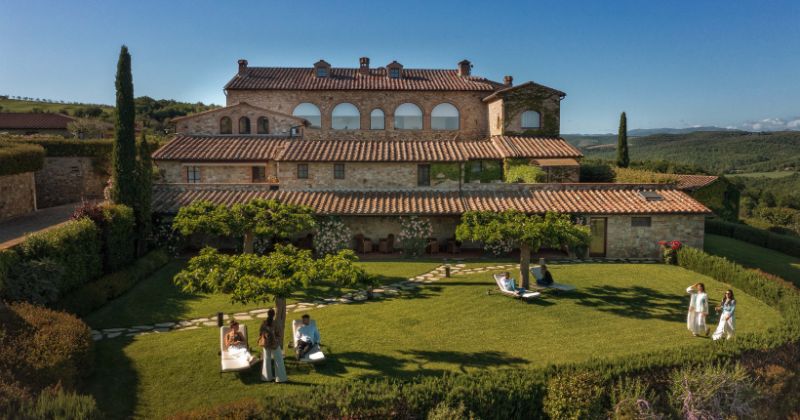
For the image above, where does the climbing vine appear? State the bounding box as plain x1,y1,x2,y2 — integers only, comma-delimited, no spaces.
464,160,503,183
430,162,461,183
501,88,560,137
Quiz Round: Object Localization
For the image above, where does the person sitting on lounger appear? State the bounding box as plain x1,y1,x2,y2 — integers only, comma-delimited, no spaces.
294,314,320,360
500,271,526,297
536,264,554,287
225,320,254,364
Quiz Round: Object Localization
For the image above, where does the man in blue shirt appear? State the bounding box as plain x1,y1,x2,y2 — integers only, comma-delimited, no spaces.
294,314,320,359
501,272,526,297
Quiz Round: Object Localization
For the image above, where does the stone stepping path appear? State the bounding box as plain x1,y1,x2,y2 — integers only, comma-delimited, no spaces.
89,258,658,341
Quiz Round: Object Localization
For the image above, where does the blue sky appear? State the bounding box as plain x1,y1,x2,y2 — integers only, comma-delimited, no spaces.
1,0,798,133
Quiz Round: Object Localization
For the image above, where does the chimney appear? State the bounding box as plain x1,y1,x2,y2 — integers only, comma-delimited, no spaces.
504,75,513,87
457,59,472,77
238,59,248,76
359,57,370,75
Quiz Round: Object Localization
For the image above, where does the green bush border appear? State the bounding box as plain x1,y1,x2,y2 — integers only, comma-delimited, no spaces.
706,218,800,258
0,142,44,176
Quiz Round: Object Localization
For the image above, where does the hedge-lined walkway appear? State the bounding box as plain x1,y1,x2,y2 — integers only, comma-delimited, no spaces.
90,257,661,341
0,202,79,249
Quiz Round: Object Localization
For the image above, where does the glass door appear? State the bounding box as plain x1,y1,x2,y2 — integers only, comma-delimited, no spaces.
589,217,607,257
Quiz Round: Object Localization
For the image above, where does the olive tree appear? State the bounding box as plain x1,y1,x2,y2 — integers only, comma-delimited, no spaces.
456,210,590,289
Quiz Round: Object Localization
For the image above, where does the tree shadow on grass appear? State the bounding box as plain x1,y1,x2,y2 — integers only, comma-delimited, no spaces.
87,336,139,419
559,285,686,321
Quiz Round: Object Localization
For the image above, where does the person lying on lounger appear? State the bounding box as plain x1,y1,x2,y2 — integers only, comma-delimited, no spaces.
536,264,554,287
500,272,526,297
294,314,320,360
225,320,254,364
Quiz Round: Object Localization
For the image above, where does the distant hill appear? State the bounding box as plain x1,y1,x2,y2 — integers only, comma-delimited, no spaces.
628,127,739,136
578,130,800,174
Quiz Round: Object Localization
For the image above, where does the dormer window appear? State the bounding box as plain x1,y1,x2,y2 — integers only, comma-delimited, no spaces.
386,61,403,79
389,68,400,79
313,60,331,78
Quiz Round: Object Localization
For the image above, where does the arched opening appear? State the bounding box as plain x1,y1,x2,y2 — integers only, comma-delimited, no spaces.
292,103,321,128
220,117,232,134
331,103,361,130
239,117,251,134
370,109,385,130
257,117,269,134
394,103,423,130
431,103,459,130
521,111,541,129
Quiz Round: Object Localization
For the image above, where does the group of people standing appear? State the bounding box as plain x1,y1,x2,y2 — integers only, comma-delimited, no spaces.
223,311,321,383
685,283,736,340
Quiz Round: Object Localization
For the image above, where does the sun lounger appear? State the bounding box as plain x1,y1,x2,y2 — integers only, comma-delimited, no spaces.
219,325,258,372
531,265,577,291
493,274,541,299
292,319,326,363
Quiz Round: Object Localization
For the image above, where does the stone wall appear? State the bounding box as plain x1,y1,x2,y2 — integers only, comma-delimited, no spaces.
604,214,705,258
157,161,275,184
339,215,461,244
227,90,489,141
35,157,108,208
0,172,36,221
276,161,459,190
174,103,303,136
487,84,562,137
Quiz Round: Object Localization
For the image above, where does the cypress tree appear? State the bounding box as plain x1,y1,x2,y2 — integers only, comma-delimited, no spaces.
616,111,630,168
111,45,137,207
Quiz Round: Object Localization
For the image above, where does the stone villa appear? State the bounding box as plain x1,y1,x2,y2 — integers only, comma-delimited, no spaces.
151,58,710,258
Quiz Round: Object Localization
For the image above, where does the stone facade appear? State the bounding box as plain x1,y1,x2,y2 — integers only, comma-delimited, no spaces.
340,216,461,244
158,161,276,184
603,214,705,258
227,90,489,141
276,162,459,190
35,157,108,208
0,172,37,222
486,84,563,137
173,103,304,136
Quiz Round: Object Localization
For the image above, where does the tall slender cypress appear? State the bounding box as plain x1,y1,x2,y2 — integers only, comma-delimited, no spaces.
617,111,630,168
111,45,137,207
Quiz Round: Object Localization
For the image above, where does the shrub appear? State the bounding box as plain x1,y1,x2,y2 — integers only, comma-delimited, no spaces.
669,363,757,419
4,258,62,304
168,398,264,420
579,159,615,182
398,216,433,257
21,387,101,420
543,370,608,420
0,142,45,176
505,164,545,183
59,249,170,316
0,248,20,296
427,401,474,420
705,218,800,258
613,167,678,184
9,137,113,158
313,217,352,256
610,378,663,420
17,218,102,295
72,201,136,272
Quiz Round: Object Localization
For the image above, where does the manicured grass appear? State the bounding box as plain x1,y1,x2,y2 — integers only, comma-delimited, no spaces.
87,263,782,418
85,259,444,329
730,171,797,179
705,234,800,286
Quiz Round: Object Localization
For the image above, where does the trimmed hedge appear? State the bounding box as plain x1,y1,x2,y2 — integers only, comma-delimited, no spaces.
706,218,800,258
16,218,102,295
579,159,615,182
100,204,136,271
0,142,45,176
8,137,113,158
59,249,170,316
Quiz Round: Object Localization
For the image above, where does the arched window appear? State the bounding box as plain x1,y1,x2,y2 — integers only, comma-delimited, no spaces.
394,103,423,130
521,111,541,129
431,103,459,130
220,117,232,134
331,103,360,130
370,109,385,130
257,117,269,134
292,103,321,128
239,117,251,134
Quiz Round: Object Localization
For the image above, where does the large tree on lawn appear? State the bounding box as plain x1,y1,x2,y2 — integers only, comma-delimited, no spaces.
111,45,138,207
175,245,371,346
456,210,590,289
172,199,315,253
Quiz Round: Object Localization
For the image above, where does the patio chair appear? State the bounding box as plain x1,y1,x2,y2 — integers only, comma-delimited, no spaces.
291,319,326,363
530,265,576,291
219,325,258,373
493,274,541,300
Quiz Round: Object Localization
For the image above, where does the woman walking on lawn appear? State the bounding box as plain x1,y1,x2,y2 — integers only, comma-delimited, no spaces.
259,309,288,383
686,283,710,336
713,289,736,340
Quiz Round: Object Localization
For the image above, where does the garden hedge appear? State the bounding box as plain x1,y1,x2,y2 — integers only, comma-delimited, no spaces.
100,204,136,271
7,137,114,158
706,218,800,258
0,142,45,176
59,249,170,316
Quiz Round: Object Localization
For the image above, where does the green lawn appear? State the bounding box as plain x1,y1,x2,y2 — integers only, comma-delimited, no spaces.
85,259,444,329
86,263,782,418
705,234,800,286
730,171,797,179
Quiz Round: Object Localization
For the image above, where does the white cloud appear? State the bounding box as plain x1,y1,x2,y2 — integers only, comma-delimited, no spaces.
738,116,800,131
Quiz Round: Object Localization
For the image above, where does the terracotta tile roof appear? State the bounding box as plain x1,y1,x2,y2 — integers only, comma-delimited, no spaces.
170,102,305,123
482,81,567,102
225,67,503,91
153,135,582,163
0,113,75,129
152,184,711,215
491,136,583,159
672,174,719,191
151,135,287,161
533,158,580,167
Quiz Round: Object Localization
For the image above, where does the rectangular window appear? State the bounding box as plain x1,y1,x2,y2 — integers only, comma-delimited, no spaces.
186,166,201,183
297,164,308,179
631,216,652,227
470,161,483,174
334,163,345,180
316,67,328,78
418,164,431,186
251,166,266,183
389,68,400,79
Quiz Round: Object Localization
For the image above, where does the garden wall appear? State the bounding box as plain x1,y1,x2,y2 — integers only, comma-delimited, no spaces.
35,157,108,207
605,214,705,258
340,215,462,244
0,171,37,221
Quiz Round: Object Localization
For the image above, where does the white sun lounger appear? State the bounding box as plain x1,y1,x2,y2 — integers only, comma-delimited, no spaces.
531,265,577,291
292,319,326,363
219,325,257,372
493,274,541,299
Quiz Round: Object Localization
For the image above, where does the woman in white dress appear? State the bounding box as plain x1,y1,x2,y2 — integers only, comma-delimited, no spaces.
686,283,709,336
712,289,736,340
224,320,254,364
